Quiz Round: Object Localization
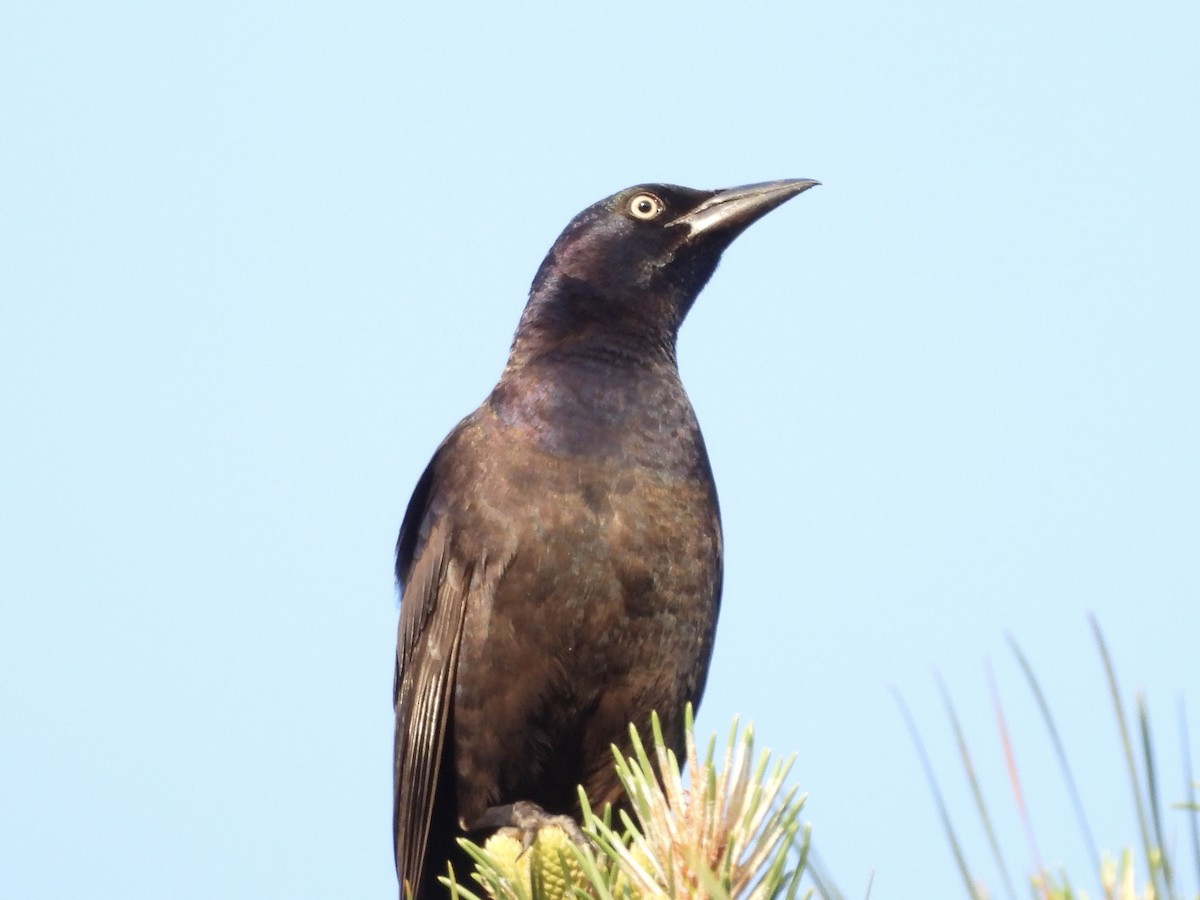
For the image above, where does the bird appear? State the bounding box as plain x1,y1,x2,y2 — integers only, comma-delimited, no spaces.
393,178,818,899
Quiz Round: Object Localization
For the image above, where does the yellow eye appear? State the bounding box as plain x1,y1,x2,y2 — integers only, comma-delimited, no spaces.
627,192,665,220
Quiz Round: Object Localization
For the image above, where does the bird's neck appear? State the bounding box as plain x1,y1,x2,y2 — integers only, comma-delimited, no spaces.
504,272,680,373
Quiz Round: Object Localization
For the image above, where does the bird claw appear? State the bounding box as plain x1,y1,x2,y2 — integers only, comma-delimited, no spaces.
508,800,588,853
471,800,589,856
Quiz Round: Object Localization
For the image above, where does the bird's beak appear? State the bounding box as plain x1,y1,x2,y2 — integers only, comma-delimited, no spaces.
669,179,820,238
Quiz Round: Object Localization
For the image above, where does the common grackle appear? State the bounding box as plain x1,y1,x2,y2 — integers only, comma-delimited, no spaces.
393,179,818,899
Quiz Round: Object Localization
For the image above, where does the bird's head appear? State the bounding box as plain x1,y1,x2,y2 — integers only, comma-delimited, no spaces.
509,179,819,367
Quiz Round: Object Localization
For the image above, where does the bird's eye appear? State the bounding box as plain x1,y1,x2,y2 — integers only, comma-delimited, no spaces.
627,193,665,221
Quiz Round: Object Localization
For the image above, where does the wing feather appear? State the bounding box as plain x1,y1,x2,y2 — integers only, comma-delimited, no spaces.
393,516,469,899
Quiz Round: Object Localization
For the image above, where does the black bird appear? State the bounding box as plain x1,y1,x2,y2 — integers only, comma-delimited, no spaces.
394,178,818,899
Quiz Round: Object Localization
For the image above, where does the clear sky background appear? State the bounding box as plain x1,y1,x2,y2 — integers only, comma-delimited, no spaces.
2,2,1197,898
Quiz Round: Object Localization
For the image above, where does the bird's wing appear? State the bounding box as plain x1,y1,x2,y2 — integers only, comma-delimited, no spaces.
393,508,470,899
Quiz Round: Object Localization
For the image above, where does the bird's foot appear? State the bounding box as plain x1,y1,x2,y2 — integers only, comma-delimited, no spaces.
471,800,588,853
510,800,588,852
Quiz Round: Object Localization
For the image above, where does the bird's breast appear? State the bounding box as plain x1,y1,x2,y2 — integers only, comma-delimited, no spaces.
445,385,723,823
450,399,722,645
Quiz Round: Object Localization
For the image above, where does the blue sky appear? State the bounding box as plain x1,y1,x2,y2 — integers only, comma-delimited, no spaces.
2,2,1198,897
